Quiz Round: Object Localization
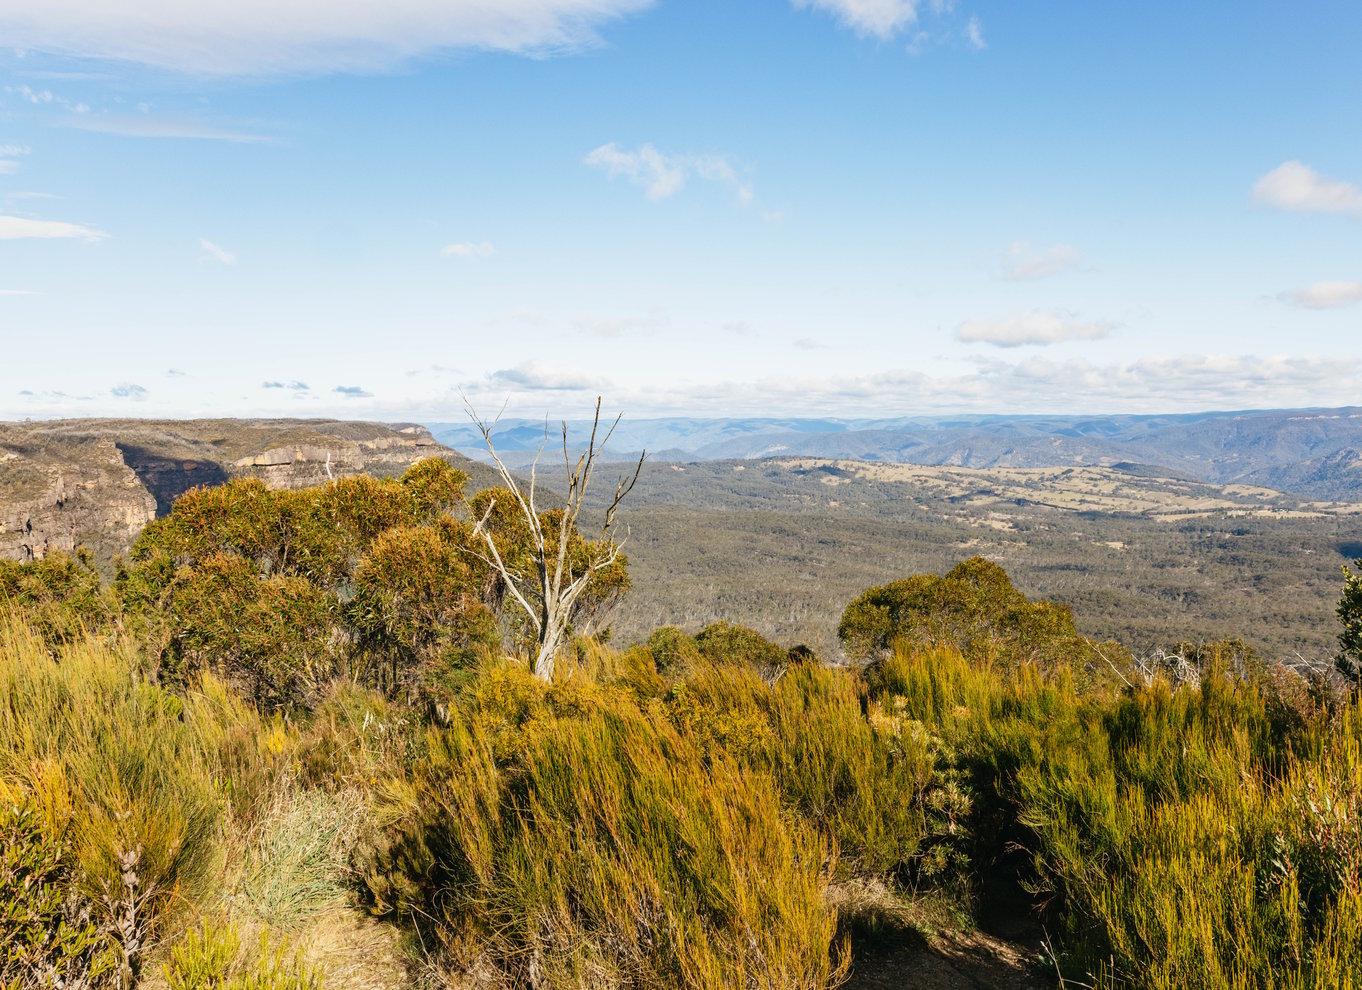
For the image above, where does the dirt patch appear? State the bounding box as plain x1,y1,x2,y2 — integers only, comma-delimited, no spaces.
845,927,1045,990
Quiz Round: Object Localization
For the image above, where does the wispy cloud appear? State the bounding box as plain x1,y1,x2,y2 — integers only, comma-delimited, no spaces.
1280,280,1362,310
0,0,654,76
575,308,669,337
334,385,372,397
793,336,829,350
0,144,30,175
0,215,107,241
6,85,89,113
1253,161,1362,219
443,241,496,258
199,238,236,264
965,15,985,49
1004,241,1079,280
263,379,310,391
585,142,752,202
59,114,270,143
956,310,1114,347
0,289,34,296
111,382,147,399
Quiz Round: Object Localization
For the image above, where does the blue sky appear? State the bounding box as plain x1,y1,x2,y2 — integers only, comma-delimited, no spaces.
1,0,1360,421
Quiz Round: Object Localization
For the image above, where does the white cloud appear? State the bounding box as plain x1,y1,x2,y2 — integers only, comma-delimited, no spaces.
0,289,35,296
334,385,373,397
1253,161,1362,218
585,142,751,201
199,238,236,264
6,85,89,113
0,215,107,241
0,144,30,175
792,0,921,39
1004,241,1079,280
956,309,1113,347
59,115,269,142
1281,280,1362,310
111,382,147,399
0,0,653,75
456,354,1360,419
489,361,606,391
965,15,984,49
443,241,496,258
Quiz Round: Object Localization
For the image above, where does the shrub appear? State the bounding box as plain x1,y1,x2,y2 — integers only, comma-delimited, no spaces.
655,655,968,885
358,664,844,989
694,620,787,672
117,459,498,707
0,613,224,954
346,519,498,697
644,624,704,676
0,803,119,989
0,550,114,647
765,662,969,881
1337,558,1362,691
838,556,1084,669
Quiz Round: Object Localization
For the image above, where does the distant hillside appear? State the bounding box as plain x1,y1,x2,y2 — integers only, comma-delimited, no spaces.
0,419,488,568
601,457,1362,663
428,407,1362,501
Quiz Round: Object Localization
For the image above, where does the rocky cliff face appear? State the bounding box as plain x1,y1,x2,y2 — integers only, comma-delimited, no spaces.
0,419,472,569
0,436,157,563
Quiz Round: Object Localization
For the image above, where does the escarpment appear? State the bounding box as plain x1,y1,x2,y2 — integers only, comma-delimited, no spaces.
0,419,478,568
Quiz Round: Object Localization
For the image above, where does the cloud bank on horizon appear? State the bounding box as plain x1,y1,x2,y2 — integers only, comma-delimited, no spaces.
0,1,1358,421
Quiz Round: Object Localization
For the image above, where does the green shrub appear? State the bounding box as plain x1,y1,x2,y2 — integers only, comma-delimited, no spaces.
645,624,704,676
0,613,224,949
1337,558,1362,691
359,663,844,989
0,803,120,989
656,656,968,885
694,620,787,672
766,662,969,881
0,550,114,647
117,459,497,707
838,556,1085,670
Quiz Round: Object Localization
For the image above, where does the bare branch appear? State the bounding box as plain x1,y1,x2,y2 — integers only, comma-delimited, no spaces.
468,495,541,635
463,394,641,679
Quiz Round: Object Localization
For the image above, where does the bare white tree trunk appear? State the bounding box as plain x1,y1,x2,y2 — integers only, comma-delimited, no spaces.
466,396,644,680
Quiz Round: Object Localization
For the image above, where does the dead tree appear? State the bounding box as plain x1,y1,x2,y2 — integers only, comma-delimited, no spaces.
467,397,645,680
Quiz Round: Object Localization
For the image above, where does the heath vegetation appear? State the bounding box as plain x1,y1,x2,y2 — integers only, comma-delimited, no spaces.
3,442,1361,989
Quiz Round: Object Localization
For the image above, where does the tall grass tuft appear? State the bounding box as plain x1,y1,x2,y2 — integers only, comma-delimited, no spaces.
359,663,846,989
0,612,224,945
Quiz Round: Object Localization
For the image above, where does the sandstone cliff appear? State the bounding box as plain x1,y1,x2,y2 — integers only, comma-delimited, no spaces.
0,419,480,569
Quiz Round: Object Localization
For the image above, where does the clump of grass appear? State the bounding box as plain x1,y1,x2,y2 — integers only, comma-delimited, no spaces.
0,612,224,943
235,789,366,932
163,920,325,990
359,663,845,990
862,633,1362,989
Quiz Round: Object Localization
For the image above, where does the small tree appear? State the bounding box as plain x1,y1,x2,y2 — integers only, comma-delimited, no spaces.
467,397,645,680
1336,558,1362,691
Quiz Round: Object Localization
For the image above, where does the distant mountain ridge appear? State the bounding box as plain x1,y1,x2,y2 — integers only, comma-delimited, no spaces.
428,407,1362,501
